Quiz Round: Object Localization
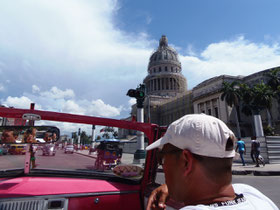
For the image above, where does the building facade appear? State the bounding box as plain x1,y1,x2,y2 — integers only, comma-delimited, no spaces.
130,35,280,137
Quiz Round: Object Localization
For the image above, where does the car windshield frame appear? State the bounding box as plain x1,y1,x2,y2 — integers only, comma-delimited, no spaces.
0,107,160,188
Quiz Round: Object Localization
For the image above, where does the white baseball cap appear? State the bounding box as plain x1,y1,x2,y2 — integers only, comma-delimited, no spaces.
146,114,236,158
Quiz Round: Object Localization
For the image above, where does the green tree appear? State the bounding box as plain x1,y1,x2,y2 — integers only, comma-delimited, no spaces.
101,126,118,139
251,82,274,126
221,81,241,137
72,132,78,144
266,67,280,119
239,82,274,135
238,83,253,116
267,67,280,91
81,131,91,145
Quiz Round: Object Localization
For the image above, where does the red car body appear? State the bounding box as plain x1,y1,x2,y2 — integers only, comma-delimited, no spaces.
0,107,165,210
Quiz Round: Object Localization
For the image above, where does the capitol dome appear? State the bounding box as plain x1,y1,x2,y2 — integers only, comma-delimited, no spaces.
143,35,187,97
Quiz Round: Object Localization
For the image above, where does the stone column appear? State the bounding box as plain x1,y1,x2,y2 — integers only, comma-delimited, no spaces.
210,100,213,116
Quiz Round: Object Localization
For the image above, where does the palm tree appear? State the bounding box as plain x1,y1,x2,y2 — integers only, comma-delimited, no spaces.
251,82,274,127
239,82,274,136
221,81,241,138
266,67,280,117
267,67,280,91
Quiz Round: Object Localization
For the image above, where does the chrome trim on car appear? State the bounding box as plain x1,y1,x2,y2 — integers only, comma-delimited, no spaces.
0,190,140,201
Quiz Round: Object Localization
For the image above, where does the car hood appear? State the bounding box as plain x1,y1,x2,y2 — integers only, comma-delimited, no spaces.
0,177,141,198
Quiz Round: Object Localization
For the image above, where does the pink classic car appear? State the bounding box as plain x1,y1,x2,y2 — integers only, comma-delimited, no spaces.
0,106,179,210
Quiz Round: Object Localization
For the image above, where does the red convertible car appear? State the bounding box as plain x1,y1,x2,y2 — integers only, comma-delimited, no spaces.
0,106,177,210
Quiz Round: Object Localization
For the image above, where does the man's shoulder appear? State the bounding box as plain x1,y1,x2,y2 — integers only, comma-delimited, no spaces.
179,184,278,210
233,183,259,193
233,184,278,209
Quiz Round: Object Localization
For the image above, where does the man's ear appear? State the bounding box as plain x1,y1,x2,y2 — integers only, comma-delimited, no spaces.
182,150,194,176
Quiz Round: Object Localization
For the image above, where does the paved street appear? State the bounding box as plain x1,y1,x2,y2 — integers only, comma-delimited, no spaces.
0,148,135,170
0,149,98,170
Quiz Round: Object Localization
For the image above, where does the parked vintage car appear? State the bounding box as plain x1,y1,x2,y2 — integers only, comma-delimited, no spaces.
64,144,74,154
42,144,56,156
8,144,26,155
0,106,170,210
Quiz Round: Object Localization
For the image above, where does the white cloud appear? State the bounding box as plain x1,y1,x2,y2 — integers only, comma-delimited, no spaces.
0,0,153,116
181,36,280,88
1,86,121,119
62,100,85,115
128,98,136,106
2,96,39,109
32,85,40,93
88,99,121,117
40,87,75,99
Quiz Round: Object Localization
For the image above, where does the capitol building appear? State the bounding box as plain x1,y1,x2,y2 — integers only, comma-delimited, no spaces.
130,35,280,138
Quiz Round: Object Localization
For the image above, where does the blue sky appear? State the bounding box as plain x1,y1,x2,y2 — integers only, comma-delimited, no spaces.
116,0,280,51
0,0,280,133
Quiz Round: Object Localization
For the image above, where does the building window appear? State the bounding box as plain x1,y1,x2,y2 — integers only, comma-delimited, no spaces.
165,66,167,71
215,107,219,118
153,68,156,73
208,109,211,115
159,67,161,72
171,67,173,72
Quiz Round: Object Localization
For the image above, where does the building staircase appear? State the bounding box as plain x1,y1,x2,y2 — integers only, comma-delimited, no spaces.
266,136,280,163
234,136,280,164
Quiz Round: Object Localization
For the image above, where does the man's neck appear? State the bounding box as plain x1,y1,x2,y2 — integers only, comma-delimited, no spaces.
183,182,236,206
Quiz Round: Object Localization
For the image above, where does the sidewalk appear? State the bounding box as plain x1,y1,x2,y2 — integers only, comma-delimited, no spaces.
232,162,280,176
75,150,280,176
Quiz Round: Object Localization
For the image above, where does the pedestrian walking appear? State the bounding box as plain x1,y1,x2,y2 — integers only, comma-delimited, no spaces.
235,138,246,166
146,114,277,210
251,137,265,167
250,136,256,163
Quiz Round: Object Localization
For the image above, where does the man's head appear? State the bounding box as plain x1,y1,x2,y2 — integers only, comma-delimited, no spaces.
31,128,37,137
251,136,257,141
146,114,235,157
44,133,50,141
1,129,19,143
51,133,57,140
146,114,236,202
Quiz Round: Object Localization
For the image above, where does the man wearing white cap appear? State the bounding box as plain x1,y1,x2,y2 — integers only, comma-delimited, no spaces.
146,114,278,210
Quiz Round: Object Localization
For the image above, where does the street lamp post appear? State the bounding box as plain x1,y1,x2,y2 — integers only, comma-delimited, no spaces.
78,128,81,150
91,125,96,148
127,84,146,164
